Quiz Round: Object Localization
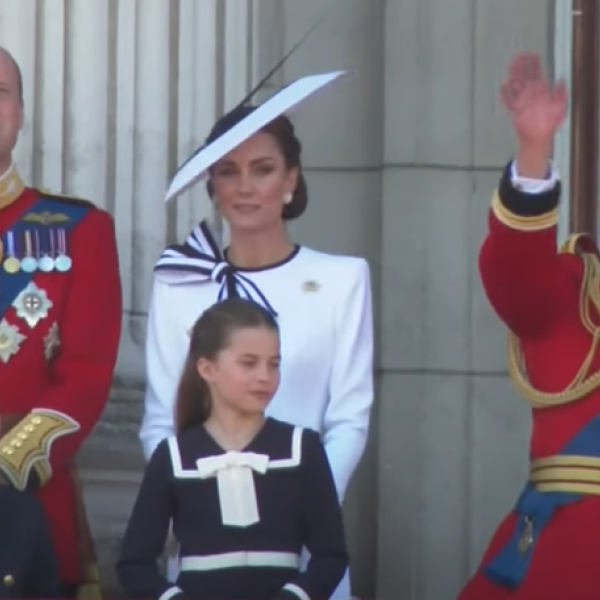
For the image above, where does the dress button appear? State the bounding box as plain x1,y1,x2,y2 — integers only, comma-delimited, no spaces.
3,574,14,586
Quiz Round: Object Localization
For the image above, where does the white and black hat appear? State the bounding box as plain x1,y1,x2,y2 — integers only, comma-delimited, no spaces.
155,11,352,313
165,70,349,203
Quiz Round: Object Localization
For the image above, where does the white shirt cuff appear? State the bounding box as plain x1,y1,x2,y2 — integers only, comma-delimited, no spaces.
510,159,560,195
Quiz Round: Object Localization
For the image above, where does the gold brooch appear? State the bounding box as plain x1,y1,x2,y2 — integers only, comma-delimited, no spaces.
302,280,320,293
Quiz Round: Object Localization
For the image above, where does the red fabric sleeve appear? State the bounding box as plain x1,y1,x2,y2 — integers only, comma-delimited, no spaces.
479,165,582,340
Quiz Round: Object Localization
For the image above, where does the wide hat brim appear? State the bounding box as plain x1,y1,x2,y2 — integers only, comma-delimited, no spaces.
164,70,350,203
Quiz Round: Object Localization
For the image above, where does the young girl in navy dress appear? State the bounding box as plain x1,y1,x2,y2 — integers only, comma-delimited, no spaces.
117,298,348,600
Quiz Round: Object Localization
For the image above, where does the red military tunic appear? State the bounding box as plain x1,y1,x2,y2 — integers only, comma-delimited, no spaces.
0,165,122,589
457,163,600,600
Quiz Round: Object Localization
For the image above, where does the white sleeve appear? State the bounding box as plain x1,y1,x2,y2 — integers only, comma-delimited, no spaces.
322,258,374,501
139,279,188,461
510,159,560,194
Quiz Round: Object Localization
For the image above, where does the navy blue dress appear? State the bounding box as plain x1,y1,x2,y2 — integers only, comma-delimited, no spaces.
117,418,348,600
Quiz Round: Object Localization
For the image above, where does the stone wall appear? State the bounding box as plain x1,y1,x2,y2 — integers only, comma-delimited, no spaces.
376,2,554,599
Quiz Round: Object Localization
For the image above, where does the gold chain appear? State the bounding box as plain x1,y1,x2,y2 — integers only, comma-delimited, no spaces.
507,248,600,408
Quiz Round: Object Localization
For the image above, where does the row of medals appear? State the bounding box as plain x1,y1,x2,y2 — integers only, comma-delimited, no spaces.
3,253,72,274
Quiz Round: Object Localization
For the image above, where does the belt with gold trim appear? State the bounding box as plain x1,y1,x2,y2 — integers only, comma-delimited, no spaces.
530,454,600,495
483,455,592,589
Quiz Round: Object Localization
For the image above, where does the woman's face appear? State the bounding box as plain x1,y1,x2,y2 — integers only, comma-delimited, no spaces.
210,131,298,234
197,326,281,417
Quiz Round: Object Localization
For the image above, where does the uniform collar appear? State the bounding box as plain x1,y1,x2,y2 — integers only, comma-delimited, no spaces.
0,161,25,211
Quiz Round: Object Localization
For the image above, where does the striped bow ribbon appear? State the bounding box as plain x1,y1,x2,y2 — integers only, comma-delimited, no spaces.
154,219,277,315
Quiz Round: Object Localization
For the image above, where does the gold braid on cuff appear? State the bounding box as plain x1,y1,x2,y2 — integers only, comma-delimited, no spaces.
491,191,559,231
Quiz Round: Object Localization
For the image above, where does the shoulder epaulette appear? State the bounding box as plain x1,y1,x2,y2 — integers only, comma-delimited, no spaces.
559,233,600,258
36,188,97,210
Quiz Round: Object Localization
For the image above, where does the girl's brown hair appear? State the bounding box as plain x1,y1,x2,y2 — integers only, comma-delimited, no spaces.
174,297,279,433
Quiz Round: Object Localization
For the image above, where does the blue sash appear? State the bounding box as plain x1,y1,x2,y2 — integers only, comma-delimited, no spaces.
483,410,600,588
0,196,91,321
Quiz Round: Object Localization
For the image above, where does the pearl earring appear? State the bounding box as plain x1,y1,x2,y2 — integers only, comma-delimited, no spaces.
284,192,292,204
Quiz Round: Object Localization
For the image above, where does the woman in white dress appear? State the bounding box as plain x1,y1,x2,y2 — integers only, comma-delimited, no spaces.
139,71,374,600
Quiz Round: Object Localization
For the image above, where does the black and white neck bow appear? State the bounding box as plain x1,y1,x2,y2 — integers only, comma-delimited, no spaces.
154,220,277,315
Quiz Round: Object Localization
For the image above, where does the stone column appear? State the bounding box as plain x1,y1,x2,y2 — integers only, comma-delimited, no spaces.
376,2,554,599
0,0,256,592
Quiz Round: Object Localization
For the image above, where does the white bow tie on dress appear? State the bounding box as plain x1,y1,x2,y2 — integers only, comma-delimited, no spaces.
196,451,270,528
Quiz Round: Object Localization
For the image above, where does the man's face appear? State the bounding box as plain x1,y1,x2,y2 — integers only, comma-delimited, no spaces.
0,53,23,162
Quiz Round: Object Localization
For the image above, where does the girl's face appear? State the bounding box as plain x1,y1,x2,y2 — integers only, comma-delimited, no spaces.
209,131,298,234
197,326,281,417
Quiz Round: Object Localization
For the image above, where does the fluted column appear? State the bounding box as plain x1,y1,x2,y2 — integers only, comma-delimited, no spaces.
0,1,256,592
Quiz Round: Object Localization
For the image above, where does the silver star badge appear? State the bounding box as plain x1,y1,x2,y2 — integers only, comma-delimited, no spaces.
0,319,26,363
13,282,53,328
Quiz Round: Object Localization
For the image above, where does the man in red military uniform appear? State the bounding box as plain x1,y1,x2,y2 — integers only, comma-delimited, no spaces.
457,53,600,600
0,48,122,597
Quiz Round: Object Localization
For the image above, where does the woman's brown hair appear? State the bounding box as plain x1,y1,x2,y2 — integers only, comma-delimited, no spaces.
204,105,308,220
174,297,279,433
